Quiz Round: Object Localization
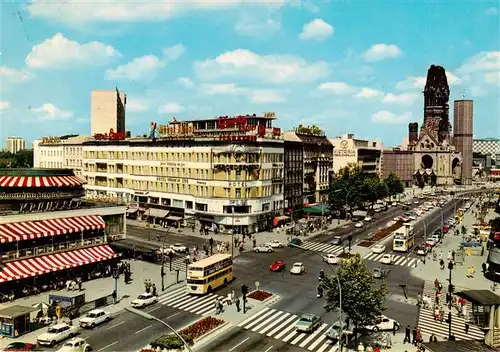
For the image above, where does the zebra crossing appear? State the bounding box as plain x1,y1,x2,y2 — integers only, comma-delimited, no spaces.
363,252,420,268
300,241,345,255
157,286,224,315
237,307,339,352
417,280,484,341
166,253,209,272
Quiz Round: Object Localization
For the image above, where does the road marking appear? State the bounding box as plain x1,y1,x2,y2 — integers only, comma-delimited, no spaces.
228,337,249,351
299,323,328,347
147,306,161,313
264,346,273,352
243,309,276,330
98,341,117,351
135,324,152,334
105,321,124,330
166,312,180,319
237,307,270,327
251,310,287,333
266,314,297,337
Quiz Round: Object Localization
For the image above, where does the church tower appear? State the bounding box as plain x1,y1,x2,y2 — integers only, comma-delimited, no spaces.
422,65,451,144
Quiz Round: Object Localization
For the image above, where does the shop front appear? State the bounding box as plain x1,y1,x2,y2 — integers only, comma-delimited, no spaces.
165,208,185,228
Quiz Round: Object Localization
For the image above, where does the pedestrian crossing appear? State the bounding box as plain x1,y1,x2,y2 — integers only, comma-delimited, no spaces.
363,252,420,268
158,286,224,315
166,253,209,272
417,280,484,341
237,307,339,352
301,241,345,255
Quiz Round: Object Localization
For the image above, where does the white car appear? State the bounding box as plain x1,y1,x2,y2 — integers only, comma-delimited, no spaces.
393,216,401,221
365,315,399,332
158,246,174,255
170,244,188,253
290,262,306,275
79,309,111,329
266,240,284,248
131,292,158,308
413,200,419,204
56,338,91,352
354,222,364,228
37,323,79,346
324,254,339,265
364,216,373,222
391,202,397,206
254,245,274,253
372,244,385,254
380,254,394,265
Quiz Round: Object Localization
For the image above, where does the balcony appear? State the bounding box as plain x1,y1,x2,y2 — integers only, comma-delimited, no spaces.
0,236,106,263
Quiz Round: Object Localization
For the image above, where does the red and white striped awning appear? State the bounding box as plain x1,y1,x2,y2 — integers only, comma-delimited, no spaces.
0,215,106,243
0,245,118,283
0,175,84,188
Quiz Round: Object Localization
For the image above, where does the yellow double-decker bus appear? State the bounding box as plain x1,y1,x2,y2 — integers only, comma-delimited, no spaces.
393,224,415,252
186,254,233,295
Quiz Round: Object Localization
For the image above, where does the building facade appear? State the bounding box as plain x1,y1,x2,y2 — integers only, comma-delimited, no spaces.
6,137,26,154
381,149,415,187
283,132,304,220
453,100,473,185
474,138,500,161
0,168,125,299
330,134,383,175
83,113,284,234
91,89,126,136
294,126,333,204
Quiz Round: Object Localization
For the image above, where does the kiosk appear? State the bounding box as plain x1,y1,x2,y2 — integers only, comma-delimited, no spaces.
0,305,37,337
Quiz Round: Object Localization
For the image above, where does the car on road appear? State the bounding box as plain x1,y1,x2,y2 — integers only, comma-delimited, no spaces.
269,260,286,272
288,238,303,246
373,267,390,279
393,216,401,221
365,315,399,332
290,262,306,275
170,244,188,253
371,244,386,254
391,202,398,206
56,338,91,352
325,320,348,340
354,222,364,228
266,240,284,248
37,323,79,347
2,342,37,351
131,292,158,308
413,200,419,204
364,216,372,222
295,314,321,332
425,237,438,247
330,236,343,245
380,254,394,265
415,245,428,256
254,244,274,253
324,254,339,265
79,309,111,329
158,246,174,255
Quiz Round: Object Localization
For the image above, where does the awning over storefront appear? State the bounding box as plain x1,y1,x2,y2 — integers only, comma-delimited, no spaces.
166,216,183,221
0,176,84,188
303,204,330,214
0,215,106,243
0,244,118,283
145,209,169,218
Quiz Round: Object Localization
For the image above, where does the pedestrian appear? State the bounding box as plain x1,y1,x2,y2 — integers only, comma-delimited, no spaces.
252,239,256,248
452,250,456,261
417,293,422,307
416,327,422,343
482,262,487,274
412,326,417,345
231,289,235,303
447,250,452,261
440,258,445,270
214,298,220,314
226,292,232,305
429,333,437,342
404,325,411,343
357,342,365,352
235,297,240,312
152,283,157,296
393,321,398,336
465,322,469,334
434,307,439,321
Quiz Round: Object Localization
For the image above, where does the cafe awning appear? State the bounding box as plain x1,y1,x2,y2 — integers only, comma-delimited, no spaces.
0,175,84,188
166,216,183,221
0,215,106,243
0,244,118,283
145,209,169,218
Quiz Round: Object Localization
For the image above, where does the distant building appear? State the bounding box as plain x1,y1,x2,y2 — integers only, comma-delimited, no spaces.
91,89,126,136
381,148,414,187
6,137,26,154
329,134,383,175
283,132,304,220
474,138,500,161
453,100,474,185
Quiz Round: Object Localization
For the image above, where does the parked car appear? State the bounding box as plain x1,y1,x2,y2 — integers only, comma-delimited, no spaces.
330,236,342,245
364,216,372,222
324,254,339,265
289,238,303,246
270,260,286,272
373,267,389,279
295,314,321,332
380,254,394,265
254,245,274,253
290,262,306,275
365,315,399,332
325,321,348,340
266,240,284,248
371,244,386,254
354,222,364,228
79,309,111,329
131,292,158,308
56,338,91,352
37,323,79,347
2,342,37,351
415,245,427,256
170,244,188,253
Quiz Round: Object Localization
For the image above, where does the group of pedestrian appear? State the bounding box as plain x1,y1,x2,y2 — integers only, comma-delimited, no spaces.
144,279,157,296
214,290,242,314
466,265,476,278
403,325,423,345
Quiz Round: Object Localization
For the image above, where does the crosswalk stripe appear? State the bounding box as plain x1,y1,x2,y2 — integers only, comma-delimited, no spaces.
301,241,344,255
244,309,277,330
259,312,291,335
317,341,335,352
407,258,416,267
327,345,339,352
274,318,300,340
308,334,328,351
282,328,299,343
170,294,200,308
179,294,216,311
290,331,308,345
238,307,270,327
364,252,420,268
251,310,283,332
418,312,484,340
299,323,328,347
267,314,298,337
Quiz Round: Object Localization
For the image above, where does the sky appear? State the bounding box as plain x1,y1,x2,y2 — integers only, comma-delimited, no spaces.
1,0,499,148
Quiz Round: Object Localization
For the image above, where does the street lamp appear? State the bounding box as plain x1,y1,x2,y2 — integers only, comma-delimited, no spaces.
125,307,193,352
332,186,363,225
447,261,454,340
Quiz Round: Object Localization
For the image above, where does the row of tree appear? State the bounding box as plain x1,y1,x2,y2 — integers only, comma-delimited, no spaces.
0,150,34,168
328,166,405,216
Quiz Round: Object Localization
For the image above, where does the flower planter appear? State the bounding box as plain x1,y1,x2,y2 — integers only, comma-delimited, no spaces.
358,241,375,247
247,290,273,301
179,316,225,342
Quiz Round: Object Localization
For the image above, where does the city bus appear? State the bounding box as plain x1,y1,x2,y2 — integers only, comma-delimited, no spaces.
186,254,233,294
392,224,415,252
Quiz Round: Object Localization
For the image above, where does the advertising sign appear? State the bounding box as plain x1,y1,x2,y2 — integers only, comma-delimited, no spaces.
217,116,253,131
93,129,126,141
41,137,61,144
158,122,194,137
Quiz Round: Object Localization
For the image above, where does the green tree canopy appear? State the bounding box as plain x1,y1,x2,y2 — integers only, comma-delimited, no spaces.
0,150,33,168
323,254,388,343
384,172,405,197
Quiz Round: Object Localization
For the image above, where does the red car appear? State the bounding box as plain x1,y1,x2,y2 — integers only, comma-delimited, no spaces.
443,225,449,233
270,260,286,272
2,342,37,351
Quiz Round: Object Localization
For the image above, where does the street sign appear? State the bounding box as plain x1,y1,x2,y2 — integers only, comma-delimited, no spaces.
255,281,260,289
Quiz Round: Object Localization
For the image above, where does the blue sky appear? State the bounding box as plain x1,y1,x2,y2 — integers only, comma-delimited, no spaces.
1,0,499,148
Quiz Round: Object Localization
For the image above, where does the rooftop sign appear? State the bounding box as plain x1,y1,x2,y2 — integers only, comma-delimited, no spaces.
93,129,126,141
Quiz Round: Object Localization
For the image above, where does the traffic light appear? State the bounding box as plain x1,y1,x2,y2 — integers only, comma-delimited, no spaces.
241,284,249,296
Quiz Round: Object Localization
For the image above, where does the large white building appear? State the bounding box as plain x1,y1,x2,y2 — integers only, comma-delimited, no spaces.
329,134,383,174
6,137,26,154
91,90,126,136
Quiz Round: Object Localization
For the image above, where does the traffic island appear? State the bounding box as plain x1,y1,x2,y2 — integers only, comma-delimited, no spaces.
247,290,273,301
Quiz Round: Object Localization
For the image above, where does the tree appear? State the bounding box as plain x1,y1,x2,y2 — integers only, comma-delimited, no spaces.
0,150,33,168
384,173,404,198
323,254,388,345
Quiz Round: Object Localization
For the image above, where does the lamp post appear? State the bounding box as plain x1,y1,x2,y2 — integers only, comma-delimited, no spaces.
125,307,193,352
447,260,454,340
231,204,235,257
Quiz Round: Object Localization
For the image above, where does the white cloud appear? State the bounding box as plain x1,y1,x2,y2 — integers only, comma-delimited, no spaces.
445,72,462,85
299,19,334,41
354,88,383,99
395,76,426,90
176,77,195,88
0,101,10,110
26,33,121,69
235,17,280,37
158,103,184,114
105,55,165,81
371,111,411,124
485,7,499,15
200,83,247,95
469,86,487,97
163,43,185,61
383,93,419,105
318,82,355,94
457,51,500,75
31,103,73,121
0,66,35,83
250,90,285,103
199,83,284,103
363,44,402,62
194,49,331,84
484,71,500,84
127,99,149,112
